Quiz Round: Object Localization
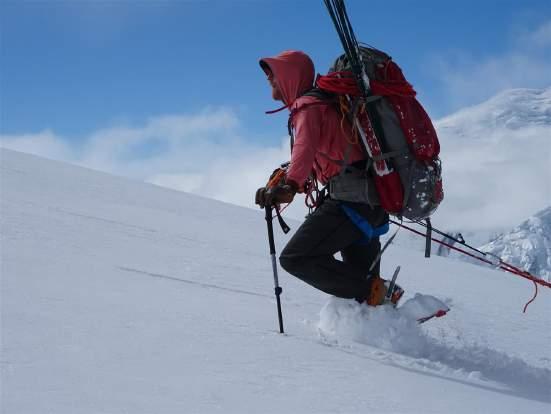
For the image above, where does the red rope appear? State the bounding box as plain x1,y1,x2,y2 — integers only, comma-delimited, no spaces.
316,72,361,96
370,79,416,98
303,176,320,211
316,70,417,98
391,221,550,311
396,221,496,264
523,281,538,313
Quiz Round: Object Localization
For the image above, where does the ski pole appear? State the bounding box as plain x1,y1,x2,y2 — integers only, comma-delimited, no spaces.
265,206,285,334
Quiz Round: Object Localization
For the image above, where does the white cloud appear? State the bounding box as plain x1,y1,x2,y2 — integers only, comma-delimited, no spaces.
433,125,551,231
0,130,74,161
2,92,549,235
433,19,551,111
78,108,241,173
0,107,292,214
523,20,551,48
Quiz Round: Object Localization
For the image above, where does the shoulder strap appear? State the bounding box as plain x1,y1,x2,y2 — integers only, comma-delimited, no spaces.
287,95,333,150
302,87,336,101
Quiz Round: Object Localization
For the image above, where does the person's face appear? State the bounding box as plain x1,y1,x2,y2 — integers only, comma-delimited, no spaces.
267,70,284,102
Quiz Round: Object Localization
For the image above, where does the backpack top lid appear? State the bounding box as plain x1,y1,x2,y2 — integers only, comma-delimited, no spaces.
330,46,391,79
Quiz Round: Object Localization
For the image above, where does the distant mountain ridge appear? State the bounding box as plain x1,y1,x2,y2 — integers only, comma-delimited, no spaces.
479,207,551,281
436,87,551,137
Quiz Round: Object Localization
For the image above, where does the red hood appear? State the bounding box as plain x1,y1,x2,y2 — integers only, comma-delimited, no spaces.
260,50,315,107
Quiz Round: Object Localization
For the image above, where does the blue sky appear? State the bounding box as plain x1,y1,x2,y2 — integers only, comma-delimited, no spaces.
1,1,550,227
2,0,550,139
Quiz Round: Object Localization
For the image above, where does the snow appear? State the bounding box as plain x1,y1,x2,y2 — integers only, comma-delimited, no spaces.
1,148,551,413
319,294,450,353
436,87,551,136
478,207,551,281
430,87,551,232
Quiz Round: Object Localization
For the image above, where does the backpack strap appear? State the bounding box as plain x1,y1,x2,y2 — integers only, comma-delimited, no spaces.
287,91,333,150
339,202,389,241
371,149,409,162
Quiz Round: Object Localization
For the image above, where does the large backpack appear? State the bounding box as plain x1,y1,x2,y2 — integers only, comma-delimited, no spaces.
314,46,444,221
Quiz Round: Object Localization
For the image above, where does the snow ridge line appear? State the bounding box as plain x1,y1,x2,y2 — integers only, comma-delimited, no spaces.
118,266,270,299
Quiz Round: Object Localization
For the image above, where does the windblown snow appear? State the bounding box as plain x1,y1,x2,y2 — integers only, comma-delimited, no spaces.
1,149,550,413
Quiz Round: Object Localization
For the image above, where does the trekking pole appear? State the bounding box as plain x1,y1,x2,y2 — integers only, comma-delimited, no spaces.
265,206,285,334
386,266,401,300
411,219,483,257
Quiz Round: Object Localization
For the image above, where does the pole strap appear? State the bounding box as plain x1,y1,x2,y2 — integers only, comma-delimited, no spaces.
275,206,291,234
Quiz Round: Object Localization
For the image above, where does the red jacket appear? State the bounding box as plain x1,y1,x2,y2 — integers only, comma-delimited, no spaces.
260,50,365,190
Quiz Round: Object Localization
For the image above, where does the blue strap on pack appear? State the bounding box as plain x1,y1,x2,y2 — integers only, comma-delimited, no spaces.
340,203,389,244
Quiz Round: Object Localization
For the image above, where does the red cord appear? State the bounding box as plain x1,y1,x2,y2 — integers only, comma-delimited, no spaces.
523,281,538,313
392,221,550,312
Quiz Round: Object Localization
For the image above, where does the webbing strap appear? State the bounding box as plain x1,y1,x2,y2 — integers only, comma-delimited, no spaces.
318,151,364,172
371,148,409,162
340,203,390,241
275,205,290,234
425,218,432,258
364,95,382,104
288,100,332,151
339,143,353,177
318,151,349,168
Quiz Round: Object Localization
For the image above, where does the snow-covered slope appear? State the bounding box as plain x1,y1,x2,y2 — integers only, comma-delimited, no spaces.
479,207,551,281
1,148,550,413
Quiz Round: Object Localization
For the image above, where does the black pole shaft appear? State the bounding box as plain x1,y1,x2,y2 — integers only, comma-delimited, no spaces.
413,219,484,257
265,206,284,334
425,218,432,258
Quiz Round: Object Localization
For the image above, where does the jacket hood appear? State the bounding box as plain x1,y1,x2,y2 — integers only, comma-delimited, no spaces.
260,50,315,107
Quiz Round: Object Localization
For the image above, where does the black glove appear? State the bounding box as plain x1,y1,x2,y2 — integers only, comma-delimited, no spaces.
255,184,296,209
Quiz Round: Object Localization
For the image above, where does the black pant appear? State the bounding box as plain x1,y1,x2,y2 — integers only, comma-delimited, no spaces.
279,198,388,300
